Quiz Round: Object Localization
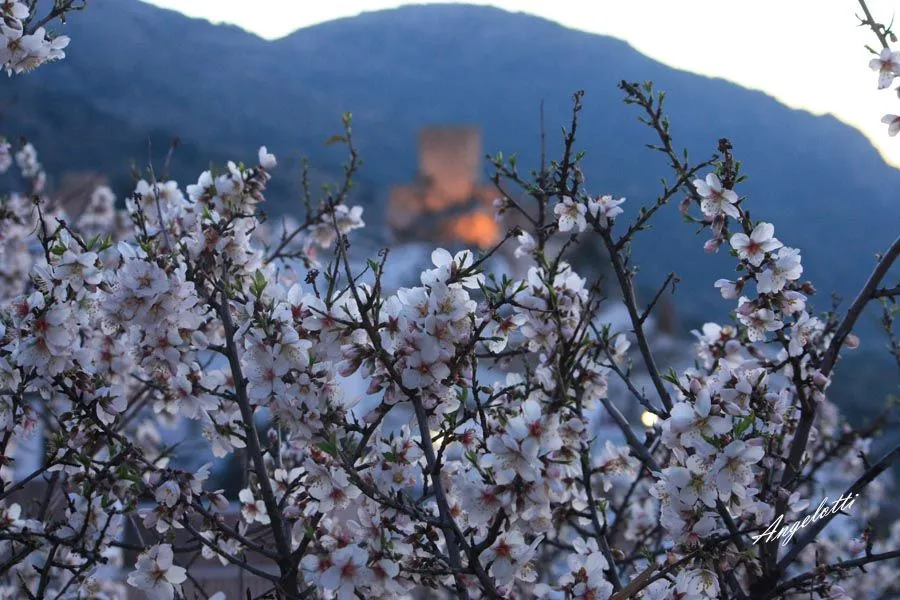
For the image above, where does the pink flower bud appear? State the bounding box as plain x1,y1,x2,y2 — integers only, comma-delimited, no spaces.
711,215,726,237
363,407,382,424
689,377,703,395
812,370,830,389
209,492,229,513
724,339,743,356
704,238,722,254
737,300,755,318
714,279,741,299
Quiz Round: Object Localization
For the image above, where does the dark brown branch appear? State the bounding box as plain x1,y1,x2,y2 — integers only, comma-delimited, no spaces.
216,293,295,587
597,227,673,412
821,236,900,377
857,0,891,49
873,285,899,300
776,441,900,572
767,548,900,598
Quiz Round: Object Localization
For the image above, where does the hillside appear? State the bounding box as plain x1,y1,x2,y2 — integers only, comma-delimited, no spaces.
3,0,898,351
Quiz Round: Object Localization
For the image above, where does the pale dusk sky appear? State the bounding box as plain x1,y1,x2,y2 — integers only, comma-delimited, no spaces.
143,1,900,166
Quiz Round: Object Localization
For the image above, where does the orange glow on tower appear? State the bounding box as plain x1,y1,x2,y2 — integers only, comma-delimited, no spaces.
387,126,499,248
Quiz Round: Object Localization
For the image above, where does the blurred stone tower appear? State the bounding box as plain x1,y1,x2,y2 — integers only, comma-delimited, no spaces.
387,126,499,249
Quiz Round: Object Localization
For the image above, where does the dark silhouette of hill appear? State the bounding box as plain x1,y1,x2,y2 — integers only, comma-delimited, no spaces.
5,1,898,354
0,79,221,195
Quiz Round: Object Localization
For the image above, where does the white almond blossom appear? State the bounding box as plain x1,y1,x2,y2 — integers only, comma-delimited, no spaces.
729,222,781,266
514,229,536,258
668,390,732,454
320,546,372,600
737,301,784,342
757,246,803,294
870,47,900,89
714,278,742,299
588,194,626,225
126,545,187,600
258,145,277,169
693,173,739,218
482,531,541,586
882,113,900,136
238,488,270,525
554,196,587,232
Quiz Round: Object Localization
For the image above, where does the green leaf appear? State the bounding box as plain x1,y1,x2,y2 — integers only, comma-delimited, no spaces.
701,432,721,449
734,412,755,438
661,368,680,386
250,269,268,297
316,433,340,458
456,387,469,404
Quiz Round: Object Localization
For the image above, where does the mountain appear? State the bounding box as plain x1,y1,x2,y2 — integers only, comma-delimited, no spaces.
4,1,898,355
0,78,223,194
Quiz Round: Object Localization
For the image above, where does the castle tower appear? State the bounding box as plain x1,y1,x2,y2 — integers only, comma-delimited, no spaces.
387,126,499,248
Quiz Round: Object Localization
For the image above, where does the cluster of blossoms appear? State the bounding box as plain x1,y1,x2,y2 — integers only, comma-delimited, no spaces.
0,1,69,75
0,137,894,599
554,193,626,234
0,5,899,600
871,44,900,136
126,544,188,600
541,178,860,600
0,139,51,296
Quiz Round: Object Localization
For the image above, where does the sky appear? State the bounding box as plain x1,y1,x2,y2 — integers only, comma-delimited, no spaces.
143,1,900,166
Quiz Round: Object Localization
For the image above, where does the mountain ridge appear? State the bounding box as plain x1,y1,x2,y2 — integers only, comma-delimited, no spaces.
3,0,897,339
